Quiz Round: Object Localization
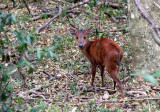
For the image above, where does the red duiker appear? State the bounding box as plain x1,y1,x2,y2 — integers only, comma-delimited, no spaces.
70,28,124,98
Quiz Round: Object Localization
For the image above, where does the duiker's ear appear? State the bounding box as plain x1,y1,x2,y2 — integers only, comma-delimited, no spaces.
86,28,92,36
70,28,76,36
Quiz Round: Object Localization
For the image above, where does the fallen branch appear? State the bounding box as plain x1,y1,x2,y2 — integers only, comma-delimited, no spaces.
96,1,124,8
0,82,9,98
0,4,7,9
122,76,131,83
126,91,147,97
36,0,125,33
93,29,128,33
18,84,53,102
23,0,32,16
151,86,160,91
99,97,160,103
134,0,160,45
37,5,62,33
42,70,55,81
105,12,119,23
68,87,116,94
32,6,58,21
107,2,124,9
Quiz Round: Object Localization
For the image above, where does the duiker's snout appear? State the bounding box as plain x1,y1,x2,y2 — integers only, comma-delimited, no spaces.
79,44,83,48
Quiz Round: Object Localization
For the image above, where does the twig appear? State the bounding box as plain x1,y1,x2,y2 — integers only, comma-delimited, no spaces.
134,0,160,45
107,2,124,8
96,1,124,8
42,70,55,81
18,84,53,102
99,97,160,103
0,4,8,9
23,0,32,16
42,6,57,12
0,81,9,98
151,86,160,91
36,5,62,33
93,29,128,33
153,1,160,9
67,87,116,94
32,6,58,21
36,0,125,33
9,68,17,75
122,76,131,83
126,91,147,97
105,12,119,23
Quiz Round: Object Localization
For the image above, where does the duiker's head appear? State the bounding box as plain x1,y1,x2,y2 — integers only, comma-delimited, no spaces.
70,28,92,48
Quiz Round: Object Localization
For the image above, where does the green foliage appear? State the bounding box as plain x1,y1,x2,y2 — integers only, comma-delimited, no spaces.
135,70,159,85
30,102,47,112
95,28,99,36
88,2,93,12
0,11,56,111
100,33,104,39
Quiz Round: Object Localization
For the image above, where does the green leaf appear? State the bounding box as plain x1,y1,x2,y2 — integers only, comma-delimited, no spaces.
7,84,14,93
37,47,41,60
100,6,105,20
41,13,48,19
51,26,58,30
88,2,93,12
2,73,9,82
93,0,97,6
109,10,115,17
62,11,67,17
100,33,104,39
26,34,31,45
48,47,54,58
0,48,5,61
8,16,12,26
18,97,22,105
0,62,5,70
143,74,158,85
0,39,4,46
95,28,99,36
4,32,9,42
18,43,27,53
1,92,7,101
154,72,160,77
52,53,58,61
11,14,16,22
28,66,35,74
1,13,7,25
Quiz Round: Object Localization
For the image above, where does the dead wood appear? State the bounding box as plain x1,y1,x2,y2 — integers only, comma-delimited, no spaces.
126,91,147,97
18,84,53,102
105,12,119,23
99,97,160,103
134,0,160,46
32,6,58,21
0,4,7,9
36,5,62,33
36,0,125,33
151,86,160,91
68,87,116,95
122,76,131,83
23,0,32,16
93,29,128,34
42,70,54,78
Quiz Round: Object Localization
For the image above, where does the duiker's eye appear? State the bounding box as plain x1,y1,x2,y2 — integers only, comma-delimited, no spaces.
84,37,86,39
76,37,78,40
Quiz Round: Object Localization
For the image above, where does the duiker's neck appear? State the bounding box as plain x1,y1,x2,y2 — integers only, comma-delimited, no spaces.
80,39,92,56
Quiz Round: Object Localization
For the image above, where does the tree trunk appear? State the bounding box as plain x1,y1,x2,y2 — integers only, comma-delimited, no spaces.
129,0,160,73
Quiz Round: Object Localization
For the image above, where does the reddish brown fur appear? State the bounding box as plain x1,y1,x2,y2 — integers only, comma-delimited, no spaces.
70,28,124,98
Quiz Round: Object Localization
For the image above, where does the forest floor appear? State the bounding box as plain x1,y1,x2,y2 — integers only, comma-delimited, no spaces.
1,0,160,111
